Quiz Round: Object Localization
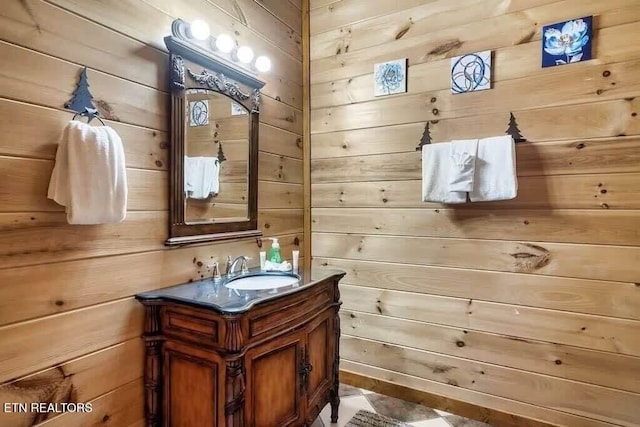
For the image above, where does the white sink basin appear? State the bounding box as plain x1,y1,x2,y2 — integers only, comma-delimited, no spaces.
225,274,300,290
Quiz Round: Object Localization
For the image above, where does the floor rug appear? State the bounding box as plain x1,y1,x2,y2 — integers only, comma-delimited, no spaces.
345,410,412,427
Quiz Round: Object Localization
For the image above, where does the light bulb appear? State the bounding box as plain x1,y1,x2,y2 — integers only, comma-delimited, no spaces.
237,46,254,63
215,34,234,53
189,20,210,41
255,56,271,73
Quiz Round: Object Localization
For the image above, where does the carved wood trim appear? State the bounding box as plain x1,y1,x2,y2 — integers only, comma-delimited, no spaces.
143,304,164,427
170,55,185,91
187,68,250,101
224,318,245,353
225,358,246,426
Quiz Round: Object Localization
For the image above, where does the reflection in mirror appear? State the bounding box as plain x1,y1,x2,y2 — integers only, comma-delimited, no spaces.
184,89,249,224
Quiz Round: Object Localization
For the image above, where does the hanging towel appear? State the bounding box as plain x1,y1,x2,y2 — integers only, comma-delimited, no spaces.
469,135,518,202
184,156,220,199
422,143,467,204
48,120,128,224
184,156,198,195
449,139,478,192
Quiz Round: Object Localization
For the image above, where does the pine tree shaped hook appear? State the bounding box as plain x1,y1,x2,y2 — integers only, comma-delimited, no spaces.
65,67,104,124
217,142,227,163
506,112,526,143
416,122,433,151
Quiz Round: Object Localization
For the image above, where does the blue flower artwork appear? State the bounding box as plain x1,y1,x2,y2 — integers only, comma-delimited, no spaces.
542,16,592,67
374,59,407,96
450,50,491,94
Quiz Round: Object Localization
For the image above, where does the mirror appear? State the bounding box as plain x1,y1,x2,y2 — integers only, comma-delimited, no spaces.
184,90,249,224
164,19,264,245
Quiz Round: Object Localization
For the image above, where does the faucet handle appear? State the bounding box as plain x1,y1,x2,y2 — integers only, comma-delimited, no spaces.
241,257,250,275
212,261,221,282
225,255,232,275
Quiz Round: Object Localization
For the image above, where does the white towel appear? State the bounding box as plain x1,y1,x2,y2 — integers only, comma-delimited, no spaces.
184,156,197,195
469,135,518,202
422,143,467,204
48,120,128,224
184,156,220,199
449,139,478,192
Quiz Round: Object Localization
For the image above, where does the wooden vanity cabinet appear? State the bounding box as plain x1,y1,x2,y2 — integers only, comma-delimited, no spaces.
139,273,343,427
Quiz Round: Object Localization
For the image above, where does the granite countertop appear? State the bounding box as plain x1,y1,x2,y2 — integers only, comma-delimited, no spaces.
135,267,345,314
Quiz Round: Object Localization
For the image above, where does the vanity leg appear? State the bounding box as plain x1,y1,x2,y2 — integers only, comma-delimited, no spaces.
225,358,246,427
330,310,341,423
143,304,163,427
330,388,340,423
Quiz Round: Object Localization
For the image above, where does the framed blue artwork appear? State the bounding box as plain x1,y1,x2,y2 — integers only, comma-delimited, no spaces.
542,16,592,67
189,100,209,126
450,50,491,94
373,58,407,96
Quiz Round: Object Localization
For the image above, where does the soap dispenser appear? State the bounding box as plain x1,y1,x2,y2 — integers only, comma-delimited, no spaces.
267,238,282,263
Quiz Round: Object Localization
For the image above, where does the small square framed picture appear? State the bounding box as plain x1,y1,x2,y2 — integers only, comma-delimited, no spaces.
542,16,592,67
373,58,407,96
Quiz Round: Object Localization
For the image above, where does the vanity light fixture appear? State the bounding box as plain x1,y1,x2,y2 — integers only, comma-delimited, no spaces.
189,19,210,41
237,46,254,64
214,33,235,53
255,56,272,73
182,19,271,74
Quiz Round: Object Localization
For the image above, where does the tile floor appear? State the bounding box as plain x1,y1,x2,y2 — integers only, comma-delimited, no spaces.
312,384,493,427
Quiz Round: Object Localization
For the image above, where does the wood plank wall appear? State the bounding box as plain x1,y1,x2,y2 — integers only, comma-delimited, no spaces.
309,1,640,426
0,0,302,425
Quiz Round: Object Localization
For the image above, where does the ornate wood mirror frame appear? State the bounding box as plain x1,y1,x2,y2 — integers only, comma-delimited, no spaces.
164,19,264,246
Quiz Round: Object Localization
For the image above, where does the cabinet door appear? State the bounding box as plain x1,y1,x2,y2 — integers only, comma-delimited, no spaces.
163,341,224,427
305,309,335,412
245,331,304,427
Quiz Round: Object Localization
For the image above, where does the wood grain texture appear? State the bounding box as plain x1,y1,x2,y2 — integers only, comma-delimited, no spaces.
259,152,304,183
310,0,560,60
310,1,640,82
255,0,303,34
313,258,640,321
47,0,303,106
203,0,302,56
312,232,640,283
341,361,616,427
259,181,303,208
258,209,304,236
312,208,640,246
341,370,555,427
0,38,167,129
0,235,301,326
311,20,640,107
0,0,166,89
0,339,142,426
341,286,640,361
303,0,312,271
39,379,143,427
0,299,143,384
0,98,168,170
311,137,640,182
0,157,167,212
311,173,640,209
260,123,303,158
311,59,640,134
342,336,640,426
47,0,302,108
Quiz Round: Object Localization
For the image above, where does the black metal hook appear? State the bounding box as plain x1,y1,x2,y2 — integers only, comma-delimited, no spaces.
72,107,106,126
66,67,106,126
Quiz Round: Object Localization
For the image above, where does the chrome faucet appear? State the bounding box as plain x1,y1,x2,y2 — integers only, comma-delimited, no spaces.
227,255,249,277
